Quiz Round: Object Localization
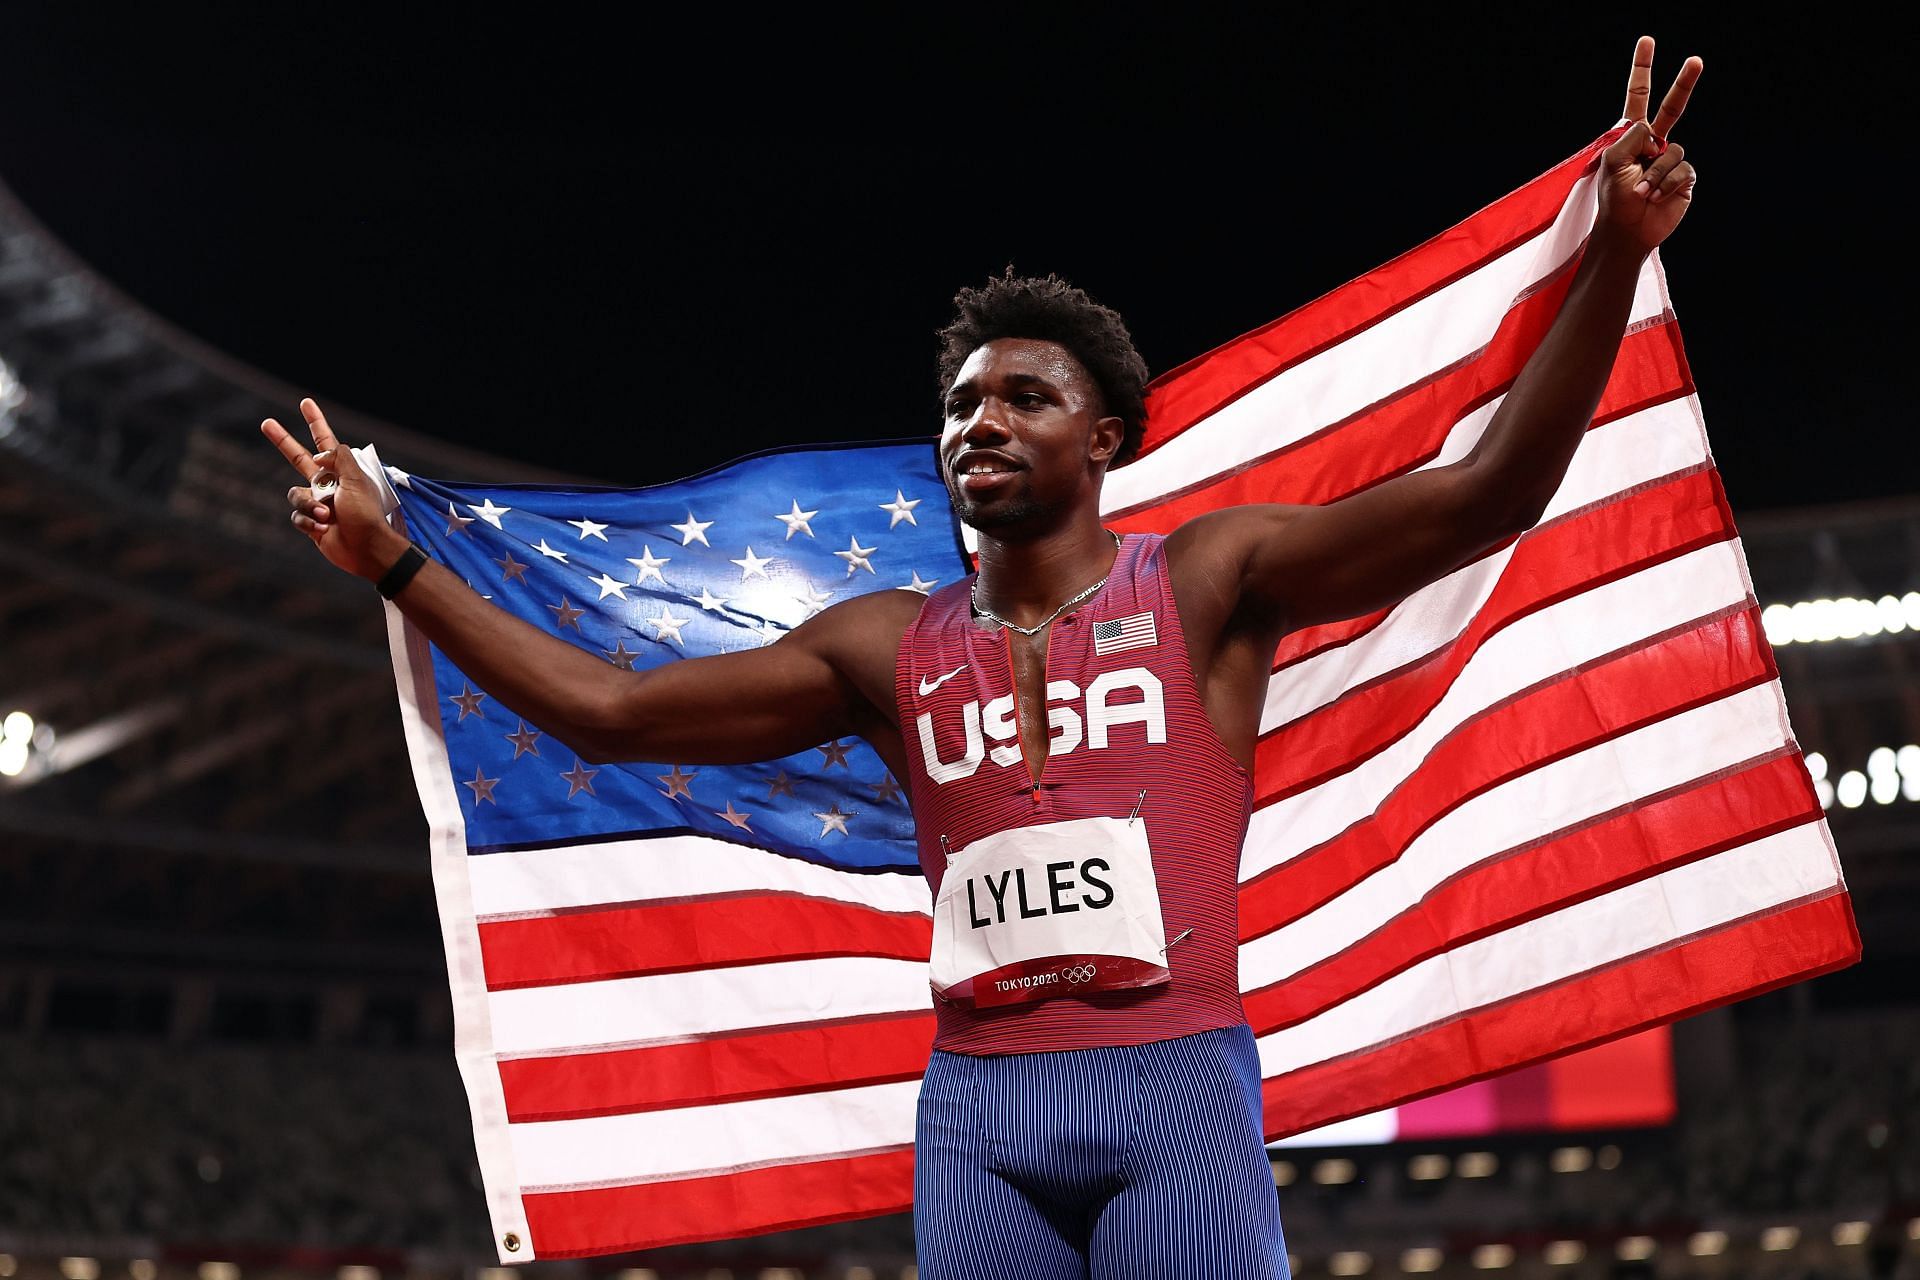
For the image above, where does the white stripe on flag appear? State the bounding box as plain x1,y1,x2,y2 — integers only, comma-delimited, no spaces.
510,1079,922,1190
486,955,933,1057
468,834,932,919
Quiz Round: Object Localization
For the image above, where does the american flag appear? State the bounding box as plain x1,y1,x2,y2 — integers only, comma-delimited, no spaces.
371,121,1857,1261
1090,610,1158,656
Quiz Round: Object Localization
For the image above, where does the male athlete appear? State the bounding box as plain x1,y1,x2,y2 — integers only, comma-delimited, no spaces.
265,39,1699,1279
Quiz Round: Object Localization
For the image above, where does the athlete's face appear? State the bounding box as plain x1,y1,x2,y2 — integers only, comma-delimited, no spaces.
939,339,1125,538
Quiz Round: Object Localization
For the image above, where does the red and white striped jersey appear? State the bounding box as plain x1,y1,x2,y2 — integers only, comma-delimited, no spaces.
897,532,1254,1054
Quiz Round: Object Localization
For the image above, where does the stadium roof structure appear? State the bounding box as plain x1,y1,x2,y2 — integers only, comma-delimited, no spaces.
0,176,588,875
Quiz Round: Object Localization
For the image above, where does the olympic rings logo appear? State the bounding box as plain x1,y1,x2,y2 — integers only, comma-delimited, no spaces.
1061,963,1099,985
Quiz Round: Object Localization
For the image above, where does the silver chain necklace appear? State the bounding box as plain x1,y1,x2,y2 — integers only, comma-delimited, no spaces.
970,530,1123,637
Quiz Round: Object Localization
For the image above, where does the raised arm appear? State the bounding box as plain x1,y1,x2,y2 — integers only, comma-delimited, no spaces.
263,399,911,766
1177,37,1702,635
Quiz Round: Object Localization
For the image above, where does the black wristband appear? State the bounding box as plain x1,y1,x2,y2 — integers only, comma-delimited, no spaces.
375,542,430,600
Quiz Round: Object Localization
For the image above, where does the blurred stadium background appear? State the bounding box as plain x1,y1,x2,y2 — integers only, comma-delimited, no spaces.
1,140,1916,1280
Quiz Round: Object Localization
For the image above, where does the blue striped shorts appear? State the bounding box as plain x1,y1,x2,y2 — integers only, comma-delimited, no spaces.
912,1023,1290,1279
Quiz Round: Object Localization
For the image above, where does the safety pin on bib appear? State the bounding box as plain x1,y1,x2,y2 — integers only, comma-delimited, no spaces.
940,834,955,865
1128,789,1148,826
1161,927,1195,953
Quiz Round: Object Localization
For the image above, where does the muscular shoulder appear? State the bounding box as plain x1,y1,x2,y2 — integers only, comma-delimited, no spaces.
1163,504,1307,634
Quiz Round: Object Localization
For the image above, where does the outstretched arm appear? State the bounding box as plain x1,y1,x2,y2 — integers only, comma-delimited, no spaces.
263,399,907,765
1177,36,1702,634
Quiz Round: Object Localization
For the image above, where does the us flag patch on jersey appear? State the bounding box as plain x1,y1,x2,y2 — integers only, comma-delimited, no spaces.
1092,610,1157,655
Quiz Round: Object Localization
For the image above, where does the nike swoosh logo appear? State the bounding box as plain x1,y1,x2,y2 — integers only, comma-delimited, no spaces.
918,664,968,696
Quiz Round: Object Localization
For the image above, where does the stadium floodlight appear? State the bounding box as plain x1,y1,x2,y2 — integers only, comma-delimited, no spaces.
1456,1151,1499,1178
1328,1252,1372,1276
1804,752,1828,782
1760,1227,1800,1251
58,1260,99,1280
1400,1248,1443,1273
1549,1146,1592,1173
1313,1158,1358,1185
1615,1237,1656,1261
1542,1242,1585,1265
1406,1154,1449,1180
1837,771,1868,808
2,711,31,742
1833,1221,1871,1246
1687,1232,1728,1256
130,1265,158,1280
1872,772,1900,805
1869,747,1897,776
1271,1160,1297,1186
1470,1245,1515,1270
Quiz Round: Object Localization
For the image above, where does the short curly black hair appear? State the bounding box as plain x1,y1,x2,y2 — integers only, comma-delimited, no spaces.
936,269,1150,467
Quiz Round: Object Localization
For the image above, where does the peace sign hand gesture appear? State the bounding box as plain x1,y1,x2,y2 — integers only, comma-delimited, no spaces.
1597,36,1704,252
261,398,410,581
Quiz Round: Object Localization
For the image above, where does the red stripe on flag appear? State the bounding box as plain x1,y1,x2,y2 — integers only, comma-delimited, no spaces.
1240,605,1776,942
1242,754,1825,1033
1261,890,1861,1140
479,892,934,990
498,1010,936,1122
1259,322,1697,673
1253,465,1736,805
522,1146,916,1259
1139,133,1616,452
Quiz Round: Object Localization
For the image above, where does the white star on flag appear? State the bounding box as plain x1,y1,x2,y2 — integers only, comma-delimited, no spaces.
812,804,854,837
626,546,670,585
569,517,610,541
904,569,939,595
795,583,833,618
648,606,691,645
589,572,629,601
694,586,729,612
656,764,697,800
533,539,569,562
731,546,774,580
880,490,921,528
673,511,714,546
384,465,412,488
774,500,818,540
444,502,474,536
468,498,512,529
462,766,498,804
835,536,877,576
717,802,754,831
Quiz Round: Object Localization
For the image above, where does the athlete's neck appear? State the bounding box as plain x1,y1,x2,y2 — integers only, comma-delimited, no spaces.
972,514,1122,629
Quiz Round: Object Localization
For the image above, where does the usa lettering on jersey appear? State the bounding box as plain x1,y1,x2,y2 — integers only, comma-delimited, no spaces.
914,666,1168,785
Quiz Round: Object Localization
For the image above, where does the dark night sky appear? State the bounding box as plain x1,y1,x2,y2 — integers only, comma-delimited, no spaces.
0,8,1901,512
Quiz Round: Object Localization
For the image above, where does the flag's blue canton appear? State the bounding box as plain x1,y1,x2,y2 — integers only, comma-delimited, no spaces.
386,440,967,874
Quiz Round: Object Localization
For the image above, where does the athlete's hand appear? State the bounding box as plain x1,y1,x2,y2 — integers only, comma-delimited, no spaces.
1596,35,1703,252
261,397,409,581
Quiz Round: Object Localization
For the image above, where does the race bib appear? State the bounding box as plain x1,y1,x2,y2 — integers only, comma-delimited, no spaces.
930,814,1171,1009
